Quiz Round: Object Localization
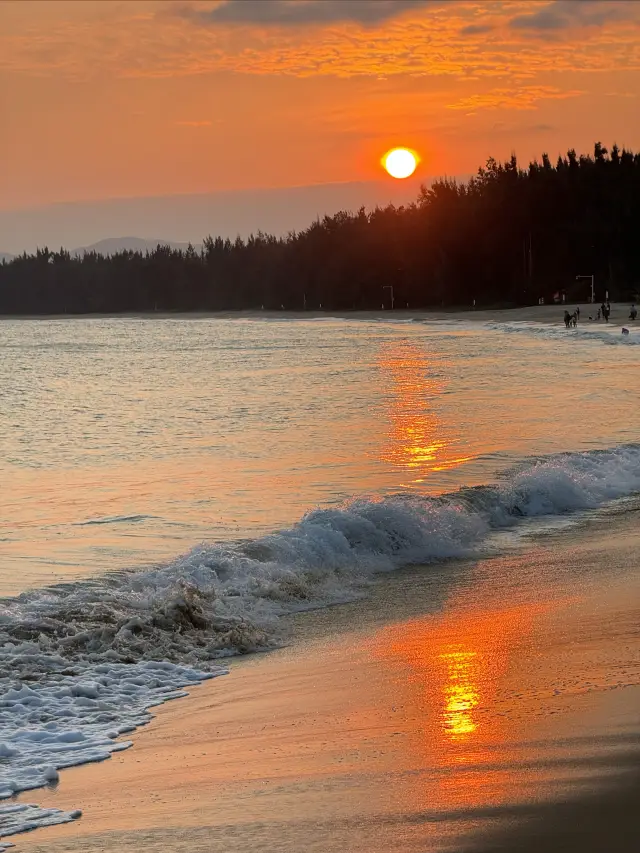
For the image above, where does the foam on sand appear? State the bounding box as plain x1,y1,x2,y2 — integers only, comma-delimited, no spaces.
0,663,224,849
1,444,640,846
485,320,640,345
0,804,82,851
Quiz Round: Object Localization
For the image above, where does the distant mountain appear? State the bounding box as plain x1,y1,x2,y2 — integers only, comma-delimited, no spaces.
72,237,201,256
0,239,201,261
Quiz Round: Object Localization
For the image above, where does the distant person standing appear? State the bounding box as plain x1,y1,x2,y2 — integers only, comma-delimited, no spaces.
576,306,580,322
629,304,637,321
563,310,571,328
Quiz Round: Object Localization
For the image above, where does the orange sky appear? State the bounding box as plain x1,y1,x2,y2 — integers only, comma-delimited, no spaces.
1,0,639,247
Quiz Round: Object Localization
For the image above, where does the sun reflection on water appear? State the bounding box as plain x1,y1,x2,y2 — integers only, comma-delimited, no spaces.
377,343,473,486
374,598,547,765
364,570,563,817
439,646,480,741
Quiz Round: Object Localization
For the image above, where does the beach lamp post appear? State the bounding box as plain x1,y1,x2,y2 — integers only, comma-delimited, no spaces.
576,275,594,303
383,285,395,310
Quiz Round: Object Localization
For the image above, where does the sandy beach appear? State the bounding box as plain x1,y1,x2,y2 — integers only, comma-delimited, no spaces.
1,302,631,326
14,504,640,853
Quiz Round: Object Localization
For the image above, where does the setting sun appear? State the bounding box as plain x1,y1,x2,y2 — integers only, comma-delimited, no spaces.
382,148,419,179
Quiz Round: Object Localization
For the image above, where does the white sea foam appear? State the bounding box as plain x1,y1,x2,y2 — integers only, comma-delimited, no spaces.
0,663,223,849
1,444,640,845
0,803,83,851
485,320,640,345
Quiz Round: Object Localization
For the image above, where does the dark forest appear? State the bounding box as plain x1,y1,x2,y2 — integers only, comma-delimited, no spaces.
2,142,639,315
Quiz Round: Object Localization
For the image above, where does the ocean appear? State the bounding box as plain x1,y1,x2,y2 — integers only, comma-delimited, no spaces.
1,315,639,847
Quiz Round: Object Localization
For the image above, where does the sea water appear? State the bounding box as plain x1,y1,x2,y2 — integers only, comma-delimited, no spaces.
1,315,639,846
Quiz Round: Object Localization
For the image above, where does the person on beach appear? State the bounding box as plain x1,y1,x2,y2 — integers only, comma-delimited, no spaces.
629,304,637,320
564,310,571,328
576,306,580,322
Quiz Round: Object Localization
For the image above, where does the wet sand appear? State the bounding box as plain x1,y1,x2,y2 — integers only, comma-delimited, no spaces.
13,509,640,852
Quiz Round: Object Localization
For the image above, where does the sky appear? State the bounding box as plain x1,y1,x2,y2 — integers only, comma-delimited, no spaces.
1,0,639,253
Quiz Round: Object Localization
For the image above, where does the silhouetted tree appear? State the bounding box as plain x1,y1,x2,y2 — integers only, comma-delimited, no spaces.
1,143,639,315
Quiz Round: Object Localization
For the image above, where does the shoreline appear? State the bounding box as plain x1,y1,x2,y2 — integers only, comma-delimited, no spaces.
14,511,640,852
4,312,639,852
0,303,631,325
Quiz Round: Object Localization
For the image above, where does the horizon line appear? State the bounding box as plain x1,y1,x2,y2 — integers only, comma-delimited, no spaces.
0,176,431,216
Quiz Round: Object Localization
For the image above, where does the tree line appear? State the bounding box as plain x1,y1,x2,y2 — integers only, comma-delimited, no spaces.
1,142,639,315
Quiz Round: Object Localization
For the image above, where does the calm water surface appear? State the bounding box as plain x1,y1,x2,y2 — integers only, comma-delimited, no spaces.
1,316,638,595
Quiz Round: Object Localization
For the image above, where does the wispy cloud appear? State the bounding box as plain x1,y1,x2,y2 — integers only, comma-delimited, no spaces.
447,86,584,112
175,0,439,27
491,121,557,133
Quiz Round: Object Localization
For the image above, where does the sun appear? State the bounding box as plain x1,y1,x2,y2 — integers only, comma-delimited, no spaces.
382,148,419,179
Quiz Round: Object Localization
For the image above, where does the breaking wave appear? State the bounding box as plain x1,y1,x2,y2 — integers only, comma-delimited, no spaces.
2,443,640,846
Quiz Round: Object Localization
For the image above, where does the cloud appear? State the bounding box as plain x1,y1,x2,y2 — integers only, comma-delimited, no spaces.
459,23,495,36
447,86,583,112
509,0,636,32
3,1,640,82
491,121,557,133
176,0,441,26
